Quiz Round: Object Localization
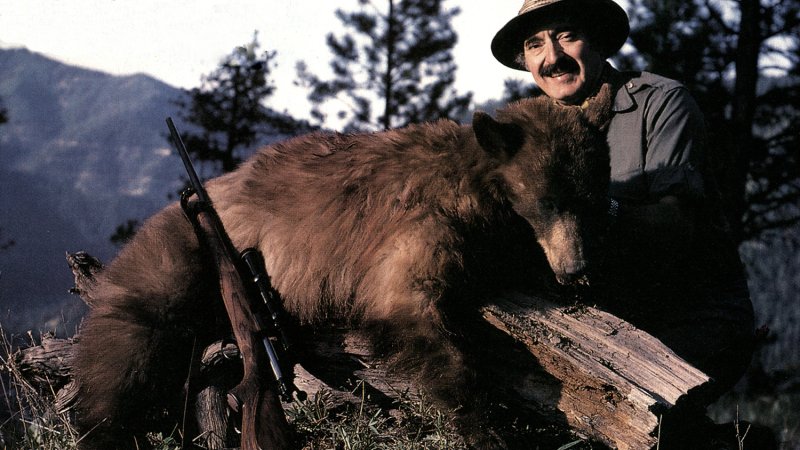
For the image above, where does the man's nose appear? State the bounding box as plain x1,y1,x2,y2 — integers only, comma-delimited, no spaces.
543,38,563,65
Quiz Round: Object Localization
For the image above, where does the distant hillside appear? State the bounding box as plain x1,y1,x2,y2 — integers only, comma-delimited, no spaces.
0,47,316,333
0,48,190,332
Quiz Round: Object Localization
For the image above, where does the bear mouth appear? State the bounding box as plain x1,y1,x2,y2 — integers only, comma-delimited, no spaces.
556,272,590,286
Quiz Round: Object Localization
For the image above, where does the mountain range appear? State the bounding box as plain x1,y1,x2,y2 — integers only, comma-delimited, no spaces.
1,47,219,333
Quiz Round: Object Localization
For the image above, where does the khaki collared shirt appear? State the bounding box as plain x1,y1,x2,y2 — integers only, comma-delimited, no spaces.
606,68,706,203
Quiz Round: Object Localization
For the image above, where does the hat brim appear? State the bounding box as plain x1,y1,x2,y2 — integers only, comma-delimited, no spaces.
491,0,629,71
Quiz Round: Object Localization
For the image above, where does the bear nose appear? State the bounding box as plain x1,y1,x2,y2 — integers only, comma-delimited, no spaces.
556,263,589,286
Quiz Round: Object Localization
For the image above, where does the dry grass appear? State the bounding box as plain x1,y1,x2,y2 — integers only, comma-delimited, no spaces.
709,390,800,450
0,328,79,449
1,327,186,450
287,384,468,450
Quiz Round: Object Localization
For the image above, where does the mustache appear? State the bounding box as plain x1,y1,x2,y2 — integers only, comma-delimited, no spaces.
540,57,580,77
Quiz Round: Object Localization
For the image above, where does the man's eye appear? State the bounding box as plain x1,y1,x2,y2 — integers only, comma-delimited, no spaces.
525,40,542,50
558,32,576,41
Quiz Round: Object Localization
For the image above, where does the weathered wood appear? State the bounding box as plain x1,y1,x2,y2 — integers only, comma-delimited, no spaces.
481,292,711,450
290,328,418,409
11,333,74,388
13,252,714,449
194,340,241,450
66,251,103,307
194,385,236,450
278,294,711,450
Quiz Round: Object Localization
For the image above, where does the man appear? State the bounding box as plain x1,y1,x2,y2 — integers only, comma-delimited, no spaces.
491,0,755,434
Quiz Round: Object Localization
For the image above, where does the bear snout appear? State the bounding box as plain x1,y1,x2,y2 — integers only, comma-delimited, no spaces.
555,262,590,286
536,217,591,286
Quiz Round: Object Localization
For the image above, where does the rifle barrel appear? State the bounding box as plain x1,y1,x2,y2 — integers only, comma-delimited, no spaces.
166,117,210,204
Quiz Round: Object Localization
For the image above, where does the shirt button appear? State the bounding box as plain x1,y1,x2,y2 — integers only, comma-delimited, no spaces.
626,82,635,89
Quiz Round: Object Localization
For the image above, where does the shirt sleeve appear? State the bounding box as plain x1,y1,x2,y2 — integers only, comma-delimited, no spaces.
643,86,706,200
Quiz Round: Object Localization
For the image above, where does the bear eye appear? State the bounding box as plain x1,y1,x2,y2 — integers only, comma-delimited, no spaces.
538,197,558,212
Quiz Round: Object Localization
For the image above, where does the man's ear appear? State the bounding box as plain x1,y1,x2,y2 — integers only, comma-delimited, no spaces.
472,111,525,161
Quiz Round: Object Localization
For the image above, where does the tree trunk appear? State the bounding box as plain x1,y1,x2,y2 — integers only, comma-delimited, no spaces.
730,0,763,241
382,0,396,131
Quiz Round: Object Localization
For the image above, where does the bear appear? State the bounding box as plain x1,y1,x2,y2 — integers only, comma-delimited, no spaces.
73,83,613,450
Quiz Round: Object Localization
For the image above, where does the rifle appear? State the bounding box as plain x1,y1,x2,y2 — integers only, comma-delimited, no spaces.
166,117,300,449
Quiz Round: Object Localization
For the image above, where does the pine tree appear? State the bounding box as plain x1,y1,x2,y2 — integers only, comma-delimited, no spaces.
618,0,800,241
736,0,800,239
113,34,308,245
297,0,472,131
174,32,301,176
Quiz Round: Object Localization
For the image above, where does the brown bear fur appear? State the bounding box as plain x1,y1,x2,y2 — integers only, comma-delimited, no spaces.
73,85,613,449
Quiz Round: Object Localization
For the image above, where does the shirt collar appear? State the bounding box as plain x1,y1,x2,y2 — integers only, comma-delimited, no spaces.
607,65,637,113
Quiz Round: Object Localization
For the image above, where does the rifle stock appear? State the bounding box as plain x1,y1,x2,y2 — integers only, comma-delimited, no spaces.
166,117,293,449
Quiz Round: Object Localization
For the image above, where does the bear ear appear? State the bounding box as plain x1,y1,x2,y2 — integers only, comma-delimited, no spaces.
472,111,525,161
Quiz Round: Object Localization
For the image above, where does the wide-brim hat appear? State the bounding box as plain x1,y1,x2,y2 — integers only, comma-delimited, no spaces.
492,0,629,71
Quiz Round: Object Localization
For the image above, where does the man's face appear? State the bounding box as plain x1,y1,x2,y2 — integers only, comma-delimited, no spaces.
522,24,605,105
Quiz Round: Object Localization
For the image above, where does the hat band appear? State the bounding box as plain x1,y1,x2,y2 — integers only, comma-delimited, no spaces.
518,0,562,15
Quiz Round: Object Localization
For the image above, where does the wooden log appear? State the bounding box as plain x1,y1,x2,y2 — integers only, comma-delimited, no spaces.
278,294,710,450
190,340,241,449
14,252,713,449
480,292,711,450
10,333,74,388
66,251,103,307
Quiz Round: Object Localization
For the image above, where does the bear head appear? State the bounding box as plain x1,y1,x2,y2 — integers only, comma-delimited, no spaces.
472,84,613,285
